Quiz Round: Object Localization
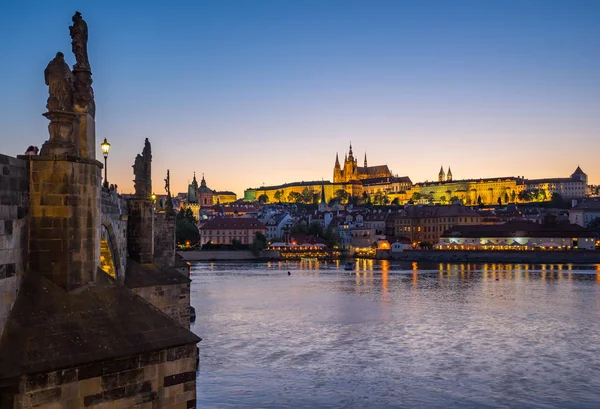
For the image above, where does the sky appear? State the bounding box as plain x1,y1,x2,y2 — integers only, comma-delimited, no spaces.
0,0,599,197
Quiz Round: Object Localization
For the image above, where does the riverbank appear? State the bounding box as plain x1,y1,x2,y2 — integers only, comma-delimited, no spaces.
179,249,600,264
177,250,281,261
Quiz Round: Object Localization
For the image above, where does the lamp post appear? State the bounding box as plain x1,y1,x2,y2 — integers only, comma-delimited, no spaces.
101,138,111,189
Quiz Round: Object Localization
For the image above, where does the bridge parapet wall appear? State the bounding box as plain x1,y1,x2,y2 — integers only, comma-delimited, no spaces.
100,189,128,280
0,154,29,339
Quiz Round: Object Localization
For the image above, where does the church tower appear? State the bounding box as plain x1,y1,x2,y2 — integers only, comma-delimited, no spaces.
438,166,445,182
447,167,453,181
343,142,358,182
364,153,368,168
333,153,342,183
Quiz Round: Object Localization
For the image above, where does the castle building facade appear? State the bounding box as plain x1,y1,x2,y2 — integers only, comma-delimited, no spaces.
333,143,393,183
244,147,589,206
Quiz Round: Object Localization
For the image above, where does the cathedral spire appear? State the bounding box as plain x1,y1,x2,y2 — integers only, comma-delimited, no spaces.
364,152,367,168
348,141,353,159
335,152,340,167
201,173,207,187
447,166,453,181
192,171,198,188
438,166,445,182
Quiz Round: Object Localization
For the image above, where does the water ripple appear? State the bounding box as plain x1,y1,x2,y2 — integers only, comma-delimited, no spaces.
191,261,600,408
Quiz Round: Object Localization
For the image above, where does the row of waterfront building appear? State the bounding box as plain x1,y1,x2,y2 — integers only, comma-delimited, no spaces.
185,198,600,254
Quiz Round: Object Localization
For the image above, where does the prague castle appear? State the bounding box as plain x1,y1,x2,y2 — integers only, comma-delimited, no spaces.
244,144,588,206
333,143,392,183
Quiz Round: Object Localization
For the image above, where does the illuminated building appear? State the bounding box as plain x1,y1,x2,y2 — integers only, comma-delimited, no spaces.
438,221,596,250
244,147,588,205
180,173,237,219
198,217,266,246
333,143,392,183
389,204,482,245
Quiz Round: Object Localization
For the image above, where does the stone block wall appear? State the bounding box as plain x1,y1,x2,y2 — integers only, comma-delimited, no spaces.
0,154,28,340
127,199,154,264
28,157,102,291
101,189,129,280
154,213,176,268
133,283,191,328
11,344,197,409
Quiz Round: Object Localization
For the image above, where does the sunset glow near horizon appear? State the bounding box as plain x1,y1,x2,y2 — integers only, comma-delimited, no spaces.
0,0,599,197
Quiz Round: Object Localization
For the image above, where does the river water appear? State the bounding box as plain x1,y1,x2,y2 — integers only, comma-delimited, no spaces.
190,260,600,408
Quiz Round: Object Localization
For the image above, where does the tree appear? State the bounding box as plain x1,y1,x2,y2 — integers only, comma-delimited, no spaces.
477,195,483,206
250,232,267,255
274,190,282,203
300,188,313,204
288,191,302,203
312,193,320,204
510,190,517,202
382,194,390,205
497,197,502,206
362,192,371,205
308,221,324,237
373,192,384,205
176,218,200,246
335,189,350,204
450,196,460,203
440,195,447,205
391,197,400,206
550,192,568,208
257,194,269,204
411,192,422,202
587,217,600,234
504,192,509,204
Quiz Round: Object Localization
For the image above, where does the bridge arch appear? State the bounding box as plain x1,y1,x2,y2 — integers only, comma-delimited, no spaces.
100,221,121,279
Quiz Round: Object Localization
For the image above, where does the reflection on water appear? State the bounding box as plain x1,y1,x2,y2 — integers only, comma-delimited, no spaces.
191,261,600,409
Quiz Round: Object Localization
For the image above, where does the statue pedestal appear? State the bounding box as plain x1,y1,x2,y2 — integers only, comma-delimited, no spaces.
75,109,95,159
40,111,77,156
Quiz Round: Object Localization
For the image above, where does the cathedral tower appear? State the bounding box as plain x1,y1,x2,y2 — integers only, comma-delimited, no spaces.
447,167,453,181
438,166,445,182
333,153,342,183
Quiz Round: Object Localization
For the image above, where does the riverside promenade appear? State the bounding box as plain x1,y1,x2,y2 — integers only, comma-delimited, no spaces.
179,249,600,264
389,249,600,264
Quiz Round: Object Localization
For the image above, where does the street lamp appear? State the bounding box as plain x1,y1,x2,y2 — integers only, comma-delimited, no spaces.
101,138,111,189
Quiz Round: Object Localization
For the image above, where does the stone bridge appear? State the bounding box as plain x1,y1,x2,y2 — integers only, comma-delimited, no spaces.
0,12,200,408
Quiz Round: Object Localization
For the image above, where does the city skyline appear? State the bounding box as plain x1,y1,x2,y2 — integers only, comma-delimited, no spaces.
1,0,599,197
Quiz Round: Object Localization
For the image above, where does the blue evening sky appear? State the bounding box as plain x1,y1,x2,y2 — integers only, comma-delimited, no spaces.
0,0,598,195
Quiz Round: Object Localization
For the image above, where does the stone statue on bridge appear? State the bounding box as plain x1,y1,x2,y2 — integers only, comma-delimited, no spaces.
133,138,152,199
70,11,95,119
44,52,74,112
164,169,174,214
70,11,90,70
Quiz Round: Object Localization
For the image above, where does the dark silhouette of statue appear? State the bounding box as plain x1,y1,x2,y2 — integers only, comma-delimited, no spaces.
164,169,174,214
69,11,95,118
133,139,152,198
44,52,74,112
69,12,89,69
